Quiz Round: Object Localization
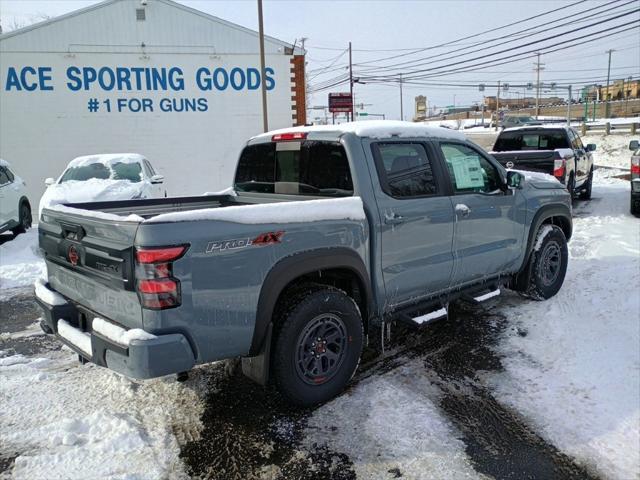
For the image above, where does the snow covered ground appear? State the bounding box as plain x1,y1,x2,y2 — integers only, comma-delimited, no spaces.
582,133,637,170
485,169,640,480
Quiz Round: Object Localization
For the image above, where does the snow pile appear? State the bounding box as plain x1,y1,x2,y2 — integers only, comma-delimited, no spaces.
581,133,636,169
0,348,202,479
39,178,145,217
146,196,366,224
487,174,640,479
305,361,488,479
252,120,466,141
92,317,156,346
34,277,66,306
0,229,46,290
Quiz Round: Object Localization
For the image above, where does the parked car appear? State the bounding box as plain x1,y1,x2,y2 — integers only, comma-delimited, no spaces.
0,159,32,235
500,115,541,129
39,153,165,217
630,140,640,216
490,126,595,199
35,122,572,406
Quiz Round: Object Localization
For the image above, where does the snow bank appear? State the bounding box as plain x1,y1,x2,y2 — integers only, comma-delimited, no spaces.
581,133,636,169
305,361,487,479
145,196,366,224
487,175,640,479
0,229,46,290
92,317,156,346
0,347,201,479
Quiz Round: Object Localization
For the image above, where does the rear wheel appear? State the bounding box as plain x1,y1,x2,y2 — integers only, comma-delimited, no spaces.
566,174,576,200
631,194,640,217
521,225,568,300
579,168,593,200
272,286,363,407
12,202,31,235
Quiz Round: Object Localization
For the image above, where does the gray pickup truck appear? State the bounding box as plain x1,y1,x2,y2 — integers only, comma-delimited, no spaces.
36,122,572,406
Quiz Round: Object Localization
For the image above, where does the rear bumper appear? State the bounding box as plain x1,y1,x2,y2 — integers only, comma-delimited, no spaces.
35,281,195,379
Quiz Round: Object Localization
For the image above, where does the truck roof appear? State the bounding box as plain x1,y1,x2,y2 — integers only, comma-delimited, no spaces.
501,125,572,133
249,120,466,144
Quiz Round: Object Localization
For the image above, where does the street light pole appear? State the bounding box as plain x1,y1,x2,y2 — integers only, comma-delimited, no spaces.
257,0,268,132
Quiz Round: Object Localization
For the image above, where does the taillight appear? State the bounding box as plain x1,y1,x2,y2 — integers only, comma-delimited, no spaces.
554,159,566,178
135,245,188,309
272,132,307,142
631,156,640,175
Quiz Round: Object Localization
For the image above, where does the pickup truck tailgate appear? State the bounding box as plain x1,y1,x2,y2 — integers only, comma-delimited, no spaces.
39,208,143,329
491,150,558,173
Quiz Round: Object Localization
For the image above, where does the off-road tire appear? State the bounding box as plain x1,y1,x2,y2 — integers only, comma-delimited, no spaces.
579,168,593,200
522,225,568,301
631,195,640,217
272,286,363,407
566,174,576,200
12,202,31,235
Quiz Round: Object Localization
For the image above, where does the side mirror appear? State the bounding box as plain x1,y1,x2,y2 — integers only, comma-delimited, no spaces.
630,140,639,151
44,177,55,186
150,174,164,184
506,170,524,189
585,143,597,152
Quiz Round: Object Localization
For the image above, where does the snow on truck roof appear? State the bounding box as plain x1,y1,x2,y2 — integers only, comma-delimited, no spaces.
67,153,146,168
249,120,466,143
501,125,572,133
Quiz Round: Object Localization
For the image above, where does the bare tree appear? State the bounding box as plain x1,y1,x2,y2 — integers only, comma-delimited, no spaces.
2,12,51,33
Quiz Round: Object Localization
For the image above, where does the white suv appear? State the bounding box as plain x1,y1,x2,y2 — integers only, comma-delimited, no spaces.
0,159,32,235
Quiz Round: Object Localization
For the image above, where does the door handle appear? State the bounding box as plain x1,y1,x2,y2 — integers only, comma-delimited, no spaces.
455,203,471,217
384,213,405,225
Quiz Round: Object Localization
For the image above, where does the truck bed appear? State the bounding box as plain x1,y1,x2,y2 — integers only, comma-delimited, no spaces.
490,150,559,174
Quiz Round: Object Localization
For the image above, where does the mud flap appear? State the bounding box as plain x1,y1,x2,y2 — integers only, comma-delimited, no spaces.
241,323,272,386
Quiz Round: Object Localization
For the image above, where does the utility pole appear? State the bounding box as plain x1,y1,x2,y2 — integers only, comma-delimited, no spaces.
534,52,545,120
399,73,404,121
605,49,614,118
348,41,354,121
257,0,268,132
495,81,500,132
567,85,572,127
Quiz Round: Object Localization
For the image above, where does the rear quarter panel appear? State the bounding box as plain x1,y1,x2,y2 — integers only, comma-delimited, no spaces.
135,217,369,364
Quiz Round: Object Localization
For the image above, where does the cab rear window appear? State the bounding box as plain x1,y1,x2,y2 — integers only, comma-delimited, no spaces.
235,141,353,197
494,130,570,151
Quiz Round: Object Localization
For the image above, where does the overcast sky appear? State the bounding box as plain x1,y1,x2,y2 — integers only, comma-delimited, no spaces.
1,0,638,121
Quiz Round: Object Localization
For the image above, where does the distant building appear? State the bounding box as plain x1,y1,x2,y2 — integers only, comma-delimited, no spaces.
484,96,563,111
413,95,427,121
599,79,640,101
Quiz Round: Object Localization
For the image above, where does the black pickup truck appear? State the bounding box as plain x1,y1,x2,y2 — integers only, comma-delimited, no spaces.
490,126,596,199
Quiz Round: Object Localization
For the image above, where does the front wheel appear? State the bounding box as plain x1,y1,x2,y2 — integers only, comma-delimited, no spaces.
521,225,568,300
12,202,31,235
566,174,576,200
272,286,363,407
579,169,593,200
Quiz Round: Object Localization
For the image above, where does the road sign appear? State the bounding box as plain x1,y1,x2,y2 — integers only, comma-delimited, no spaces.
503,83,509,91
328,92,353,113
526,82,534,90
358,112,368,116
479,84,485,92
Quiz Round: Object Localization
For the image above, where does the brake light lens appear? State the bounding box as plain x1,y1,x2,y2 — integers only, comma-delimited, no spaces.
136,246,186,264
631,156,640,175
135,245,188,310
553,159,566,178
272,132,307,142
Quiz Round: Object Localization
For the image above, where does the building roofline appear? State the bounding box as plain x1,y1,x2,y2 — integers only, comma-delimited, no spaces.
0,0,305,55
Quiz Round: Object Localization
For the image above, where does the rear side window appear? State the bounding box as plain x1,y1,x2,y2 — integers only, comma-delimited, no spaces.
234,141,353,197
493,130,570,151
372,143,438,198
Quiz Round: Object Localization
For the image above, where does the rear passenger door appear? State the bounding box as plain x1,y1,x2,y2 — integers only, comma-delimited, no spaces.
371,142,455,308
436,141,524,286
568,129,588,183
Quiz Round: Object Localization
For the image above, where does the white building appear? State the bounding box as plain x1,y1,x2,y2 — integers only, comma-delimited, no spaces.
0,0,306,211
